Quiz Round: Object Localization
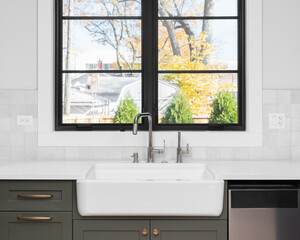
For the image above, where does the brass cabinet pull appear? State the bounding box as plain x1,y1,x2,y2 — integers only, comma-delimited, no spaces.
17,216,54,221
153,229,159,236
18,194,54,199
141,229,148,236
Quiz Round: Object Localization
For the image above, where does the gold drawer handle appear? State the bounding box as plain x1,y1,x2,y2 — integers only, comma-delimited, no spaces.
17,216,54,221
18,194,54,199
141,229,148,236
153,229,159,236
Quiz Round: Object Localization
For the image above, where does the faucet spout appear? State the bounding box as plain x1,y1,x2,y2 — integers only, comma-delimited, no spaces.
177,132,189,163
132,113,153,163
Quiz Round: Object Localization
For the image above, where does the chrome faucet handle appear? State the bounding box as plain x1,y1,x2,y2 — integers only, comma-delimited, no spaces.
186,144,190,153
131,153,139,163
153,140,166,154
182,144,190,155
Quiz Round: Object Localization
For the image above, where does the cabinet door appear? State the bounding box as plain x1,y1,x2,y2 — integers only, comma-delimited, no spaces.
0,212,72,240
74,220,150,240
151,220,227,240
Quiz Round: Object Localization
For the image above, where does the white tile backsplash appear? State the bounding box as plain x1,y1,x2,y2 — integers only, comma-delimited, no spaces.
1,90,300,161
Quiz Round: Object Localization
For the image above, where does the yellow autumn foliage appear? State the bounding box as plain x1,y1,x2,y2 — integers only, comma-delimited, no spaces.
159,26,237,116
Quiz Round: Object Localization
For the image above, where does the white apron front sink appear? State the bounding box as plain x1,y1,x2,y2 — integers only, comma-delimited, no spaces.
77,163,224,216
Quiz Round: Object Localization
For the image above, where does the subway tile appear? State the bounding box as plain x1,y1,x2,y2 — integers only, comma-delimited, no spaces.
291,118,300,132
78,147,94,160
24,105,38,118
276,90,291,104
233,148,249,161
0,105,10,117
66,147,80,160
24,133,38,146
0,133,11,146
24,146,38,160
0,118,11,132
206,148,221,160
263,90,277,104
220,147,234,160
24,91,38,105
191,147,207,161
292,90,300,104
10,133,25,146
263,132,278,146
291,104,300,118
277,104,291,118
10,146,25,160
37,147,55,160
263,146,291,160
291,146,300,161
0,91,10,105
163,147,177,163
51,147,66,160
10,91,25,105
10,105,26,116
0,146,10,160
93,147,108,160
291,132,300,146
248,147,263,160
277,132,291,146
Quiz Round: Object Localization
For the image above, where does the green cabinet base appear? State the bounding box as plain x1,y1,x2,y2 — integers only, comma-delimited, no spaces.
0,212,72,240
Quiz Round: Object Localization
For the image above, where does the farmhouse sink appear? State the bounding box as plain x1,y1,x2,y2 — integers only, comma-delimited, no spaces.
77,163,224,216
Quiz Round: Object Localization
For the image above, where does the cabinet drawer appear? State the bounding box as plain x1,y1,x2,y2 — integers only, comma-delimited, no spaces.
0,181,72,211
0,212,72,240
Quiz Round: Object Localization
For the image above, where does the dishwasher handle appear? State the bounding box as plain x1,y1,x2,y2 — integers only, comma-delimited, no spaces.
230,189,299,209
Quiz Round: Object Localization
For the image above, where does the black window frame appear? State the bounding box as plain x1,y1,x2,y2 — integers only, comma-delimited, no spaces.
55,0,246,131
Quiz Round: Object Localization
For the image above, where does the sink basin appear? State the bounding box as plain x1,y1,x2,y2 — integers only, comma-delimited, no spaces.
77,163,224,216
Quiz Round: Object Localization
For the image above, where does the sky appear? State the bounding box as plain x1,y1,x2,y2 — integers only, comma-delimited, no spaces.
67,0,238,70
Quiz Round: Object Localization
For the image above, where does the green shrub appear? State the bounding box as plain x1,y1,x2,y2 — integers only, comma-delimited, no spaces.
161,93,194,124
209,91,238,124
113,94,139,124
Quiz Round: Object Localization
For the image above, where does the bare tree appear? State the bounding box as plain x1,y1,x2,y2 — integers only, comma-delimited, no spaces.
158,1,181,56
64,0,73,116
83,0,141,74
202,0,215,63
158,0,215,62
203,0,215,44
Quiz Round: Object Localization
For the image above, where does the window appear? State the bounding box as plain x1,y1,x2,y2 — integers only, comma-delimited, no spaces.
56,0,245,131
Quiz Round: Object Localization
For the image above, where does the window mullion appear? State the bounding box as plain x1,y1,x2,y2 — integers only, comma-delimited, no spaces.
142,0,155,119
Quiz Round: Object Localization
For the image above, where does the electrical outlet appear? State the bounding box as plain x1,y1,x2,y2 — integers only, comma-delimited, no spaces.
17,115,33,126
269,113,286,129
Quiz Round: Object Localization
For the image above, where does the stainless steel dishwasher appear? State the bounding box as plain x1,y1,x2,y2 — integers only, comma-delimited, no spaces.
229,181,300,240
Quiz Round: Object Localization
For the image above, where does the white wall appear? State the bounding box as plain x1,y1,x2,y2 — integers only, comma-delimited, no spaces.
263,0,300,89
0,0,299,91
0,0,37,90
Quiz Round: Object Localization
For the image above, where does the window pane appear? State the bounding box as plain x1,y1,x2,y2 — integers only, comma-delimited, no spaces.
63,20,142,71
62,73,142,124
63,0,142,17
158,73,238,124
158,0,237,17
158,20,237,71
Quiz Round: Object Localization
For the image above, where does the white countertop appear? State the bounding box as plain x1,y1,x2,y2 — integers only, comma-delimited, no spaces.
1,160,300,180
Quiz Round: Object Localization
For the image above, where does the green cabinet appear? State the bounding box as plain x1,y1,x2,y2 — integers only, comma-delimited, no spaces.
151,220,227,240
0,181,72,211
0,212,72,240
0,181,73,240
73,220,227,240
0,180,228,240
74,220,149,240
